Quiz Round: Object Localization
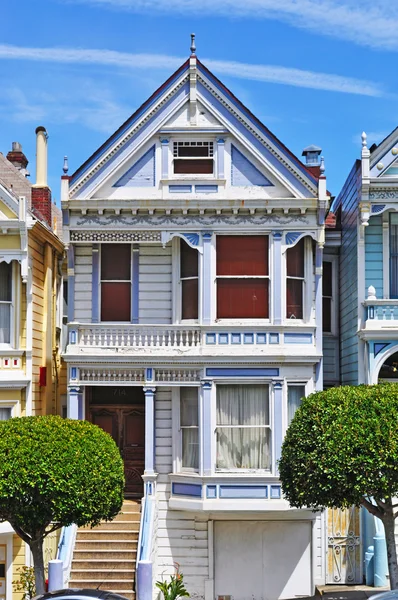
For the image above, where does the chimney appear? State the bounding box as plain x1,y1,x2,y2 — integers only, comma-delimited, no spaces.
6,142,29,176
302,145,322,178
31,126,52,228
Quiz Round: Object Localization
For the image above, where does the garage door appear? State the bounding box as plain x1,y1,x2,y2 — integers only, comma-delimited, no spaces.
215,521,312,600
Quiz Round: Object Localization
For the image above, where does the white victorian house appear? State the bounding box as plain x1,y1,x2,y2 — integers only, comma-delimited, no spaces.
61,43,330,600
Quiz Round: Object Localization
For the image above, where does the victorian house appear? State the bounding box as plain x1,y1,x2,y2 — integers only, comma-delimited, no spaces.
0,131,65,600
61,43,330,600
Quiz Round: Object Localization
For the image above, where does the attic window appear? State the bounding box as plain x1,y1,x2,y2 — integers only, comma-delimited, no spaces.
173,141,214,175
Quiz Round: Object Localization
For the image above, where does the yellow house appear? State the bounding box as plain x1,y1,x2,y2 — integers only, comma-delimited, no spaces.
0,129,65,600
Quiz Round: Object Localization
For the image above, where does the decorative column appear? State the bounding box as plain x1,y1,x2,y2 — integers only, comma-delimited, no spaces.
315,243,323,390
143,387,156,475
67,245,75,322
160,138,169,179
216,138,225,179
202,232,213,325
201,380,213,476
92,244,100,323
132,243,139,324
272,380,283,474
67,386,82,420
272,231,283,325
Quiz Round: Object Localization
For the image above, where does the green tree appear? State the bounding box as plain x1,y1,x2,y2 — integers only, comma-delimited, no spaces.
0,415,124,595
279,384,398,588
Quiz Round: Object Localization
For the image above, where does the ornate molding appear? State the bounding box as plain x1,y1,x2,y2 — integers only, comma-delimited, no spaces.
161,231,203,252
79,368,145,384
369,191,398,200
70,230,161,243
156,369,201,383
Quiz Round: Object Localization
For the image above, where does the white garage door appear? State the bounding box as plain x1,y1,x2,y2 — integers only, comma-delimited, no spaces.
215,521,312,600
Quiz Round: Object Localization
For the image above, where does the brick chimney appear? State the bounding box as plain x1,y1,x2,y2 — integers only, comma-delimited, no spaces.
31,126,52,228
6,142,29,176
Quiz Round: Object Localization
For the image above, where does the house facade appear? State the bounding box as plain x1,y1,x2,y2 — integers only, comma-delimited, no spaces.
0,133,65,600
61,46,332,600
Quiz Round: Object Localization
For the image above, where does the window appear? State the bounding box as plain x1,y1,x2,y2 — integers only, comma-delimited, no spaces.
173,141,214,175
0,262,12,344
180,240,198,320
390,214,398,298
323,261,333,333
287,385,305,426
180,388,199,470
101,244,131,321
286,238,305,319
216,236,269,319
216,385,271,469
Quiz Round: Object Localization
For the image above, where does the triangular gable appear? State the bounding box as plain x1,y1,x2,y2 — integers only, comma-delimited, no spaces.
231,146,273,187
162,100,223,129
369,127,398,177
382,159,398,177
114,146,155,188
0,182,19,218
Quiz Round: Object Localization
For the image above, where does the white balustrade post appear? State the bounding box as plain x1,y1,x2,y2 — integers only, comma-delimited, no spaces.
144,387,156,475
202,232,214,325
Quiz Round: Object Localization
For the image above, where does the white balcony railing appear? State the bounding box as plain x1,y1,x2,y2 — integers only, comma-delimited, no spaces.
71,324,202,349
363,286,398,330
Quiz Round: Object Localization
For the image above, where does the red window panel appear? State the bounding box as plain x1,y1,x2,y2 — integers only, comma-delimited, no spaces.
101,282,131,321
286,279,303,319
217,279,269,319
182,279,199,320
286,238,304,277
101,244,131,280
174,159,213,174
217,236,269,276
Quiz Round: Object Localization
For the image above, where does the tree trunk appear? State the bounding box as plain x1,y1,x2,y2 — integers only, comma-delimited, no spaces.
30,536,46,596
382,502,398,589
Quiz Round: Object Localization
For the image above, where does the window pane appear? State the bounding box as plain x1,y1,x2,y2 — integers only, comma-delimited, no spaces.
181,240,198,278
217,279,269,318
217,236,268,276
180,388,198,426
286,279,303,319
182,279,198,320
217,385,269,426
101,244,131,280
323,297,332,332
101,282,131,321
0,263,11,301
286,238,304,277
0,408,11,421
182,429,199,469
174,159,213,174
217,428,271,469
178,146,209,157
323,261,333,296
287,386,305,425
0,305,10,343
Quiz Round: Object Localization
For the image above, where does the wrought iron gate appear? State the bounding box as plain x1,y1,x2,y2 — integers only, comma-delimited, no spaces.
327,507,362,584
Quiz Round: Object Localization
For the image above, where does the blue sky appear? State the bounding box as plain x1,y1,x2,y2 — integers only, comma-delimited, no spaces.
1,0,397,199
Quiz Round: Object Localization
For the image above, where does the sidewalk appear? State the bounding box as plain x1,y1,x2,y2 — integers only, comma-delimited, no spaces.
317,585,390,600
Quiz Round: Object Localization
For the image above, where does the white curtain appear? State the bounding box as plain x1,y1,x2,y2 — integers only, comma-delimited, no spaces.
391,214,398,298
216,385,270,469
0,408,11,421
180,388,199,469
287,386,305,425
0,262,11,344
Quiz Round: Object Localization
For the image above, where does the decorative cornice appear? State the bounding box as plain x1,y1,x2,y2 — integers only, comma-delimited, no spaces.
370,191,398,200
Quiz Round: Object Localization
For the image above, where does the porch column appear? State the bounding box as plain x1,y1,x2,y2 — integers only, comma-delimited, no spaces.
144,387,156,475
67,245,75,322
272,380,283,475
272,231,283,325
67,386,82,420
92,244,100,323
202,232,214,325
201,380,213,476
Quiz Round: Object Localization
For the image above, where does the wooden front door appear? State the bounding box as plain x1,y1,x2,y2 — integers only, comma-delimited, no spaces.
90,404,145,497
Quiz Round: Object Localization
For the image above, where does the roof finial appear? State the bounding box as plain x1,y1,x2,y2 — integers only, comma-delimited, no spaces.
362,131,367,148
63,155,69,174
190,33,196,55
320,156,325,175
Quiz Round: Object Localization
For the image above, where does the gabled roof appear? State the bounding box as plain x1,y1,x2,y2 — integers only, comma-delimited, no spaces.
70,56,318,196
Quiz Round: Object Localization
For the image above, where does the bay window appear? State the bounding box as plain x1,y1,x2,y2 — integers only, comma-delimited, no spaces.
100,244,131,322
216,236,269,319
0,262,12,344
286,238,305,319
180,387,199,471
216,385,271,469
180,240,198,320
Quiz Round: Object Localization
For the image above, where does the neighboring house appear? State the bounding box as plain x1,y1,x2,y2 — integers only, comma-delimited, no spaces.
0,130,65,600
62,45,330,599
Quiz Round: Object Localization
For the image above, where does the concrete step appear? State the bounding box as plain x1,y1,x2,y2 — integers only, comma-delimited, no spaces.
84,521,140,532
74,540,138,550
77,531,138,541
69,579,134,590
72,560,135,570
73,550,137,561
71,570,135,581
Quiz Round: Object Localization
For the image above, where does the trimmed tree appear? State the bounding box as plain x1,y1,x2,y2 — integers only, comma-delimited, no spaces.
0,415,125,595
279,383,398,589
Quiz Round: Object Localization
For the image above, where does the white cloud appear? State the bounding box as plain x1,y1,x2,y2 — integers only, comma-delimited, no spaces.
0,44,385,97
66,0,398,51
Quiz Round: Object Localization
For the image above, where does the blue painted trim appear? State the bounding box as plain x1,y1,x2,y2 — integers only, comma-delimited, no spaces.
269,333,279,344
67,246,75,322
231,145,273,187
206,333,216,345
219,485,268,499
92,244,100,323
114,145,155,187
146,368,153,382
69,330,77,345
231,333,241,344
285,231,303,245
78,393,83,420
217,138,225,179
206,367,279,377
270,485,281,499
71,367,77,380
195,185,218,193
172,482,202,497
206,485,217,499
169,185,192,193
256,333,267,344
374,342,390,358
219,333,229,344
182,233,200,246
161,138,169,180
244,333,254,344
284,333,313,344
132,244,139,324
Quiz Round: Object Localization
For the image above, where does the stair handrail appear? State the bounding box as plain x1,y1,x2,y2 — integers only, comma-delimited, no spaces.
56,523,78,587
137,480,156,600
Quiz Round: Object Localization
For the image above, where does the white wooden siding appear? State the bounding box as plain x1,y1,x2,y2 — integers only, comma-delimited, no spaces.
139,244,172,324
74,245,93,323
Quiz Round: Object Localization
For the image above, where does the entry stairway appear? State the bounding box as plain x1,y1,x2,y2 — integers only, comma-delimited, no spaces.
69,500,141,600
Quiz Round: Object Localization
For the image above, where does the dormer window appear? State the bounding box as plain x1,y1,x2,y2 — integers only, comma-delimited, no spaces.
173,141,214,175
